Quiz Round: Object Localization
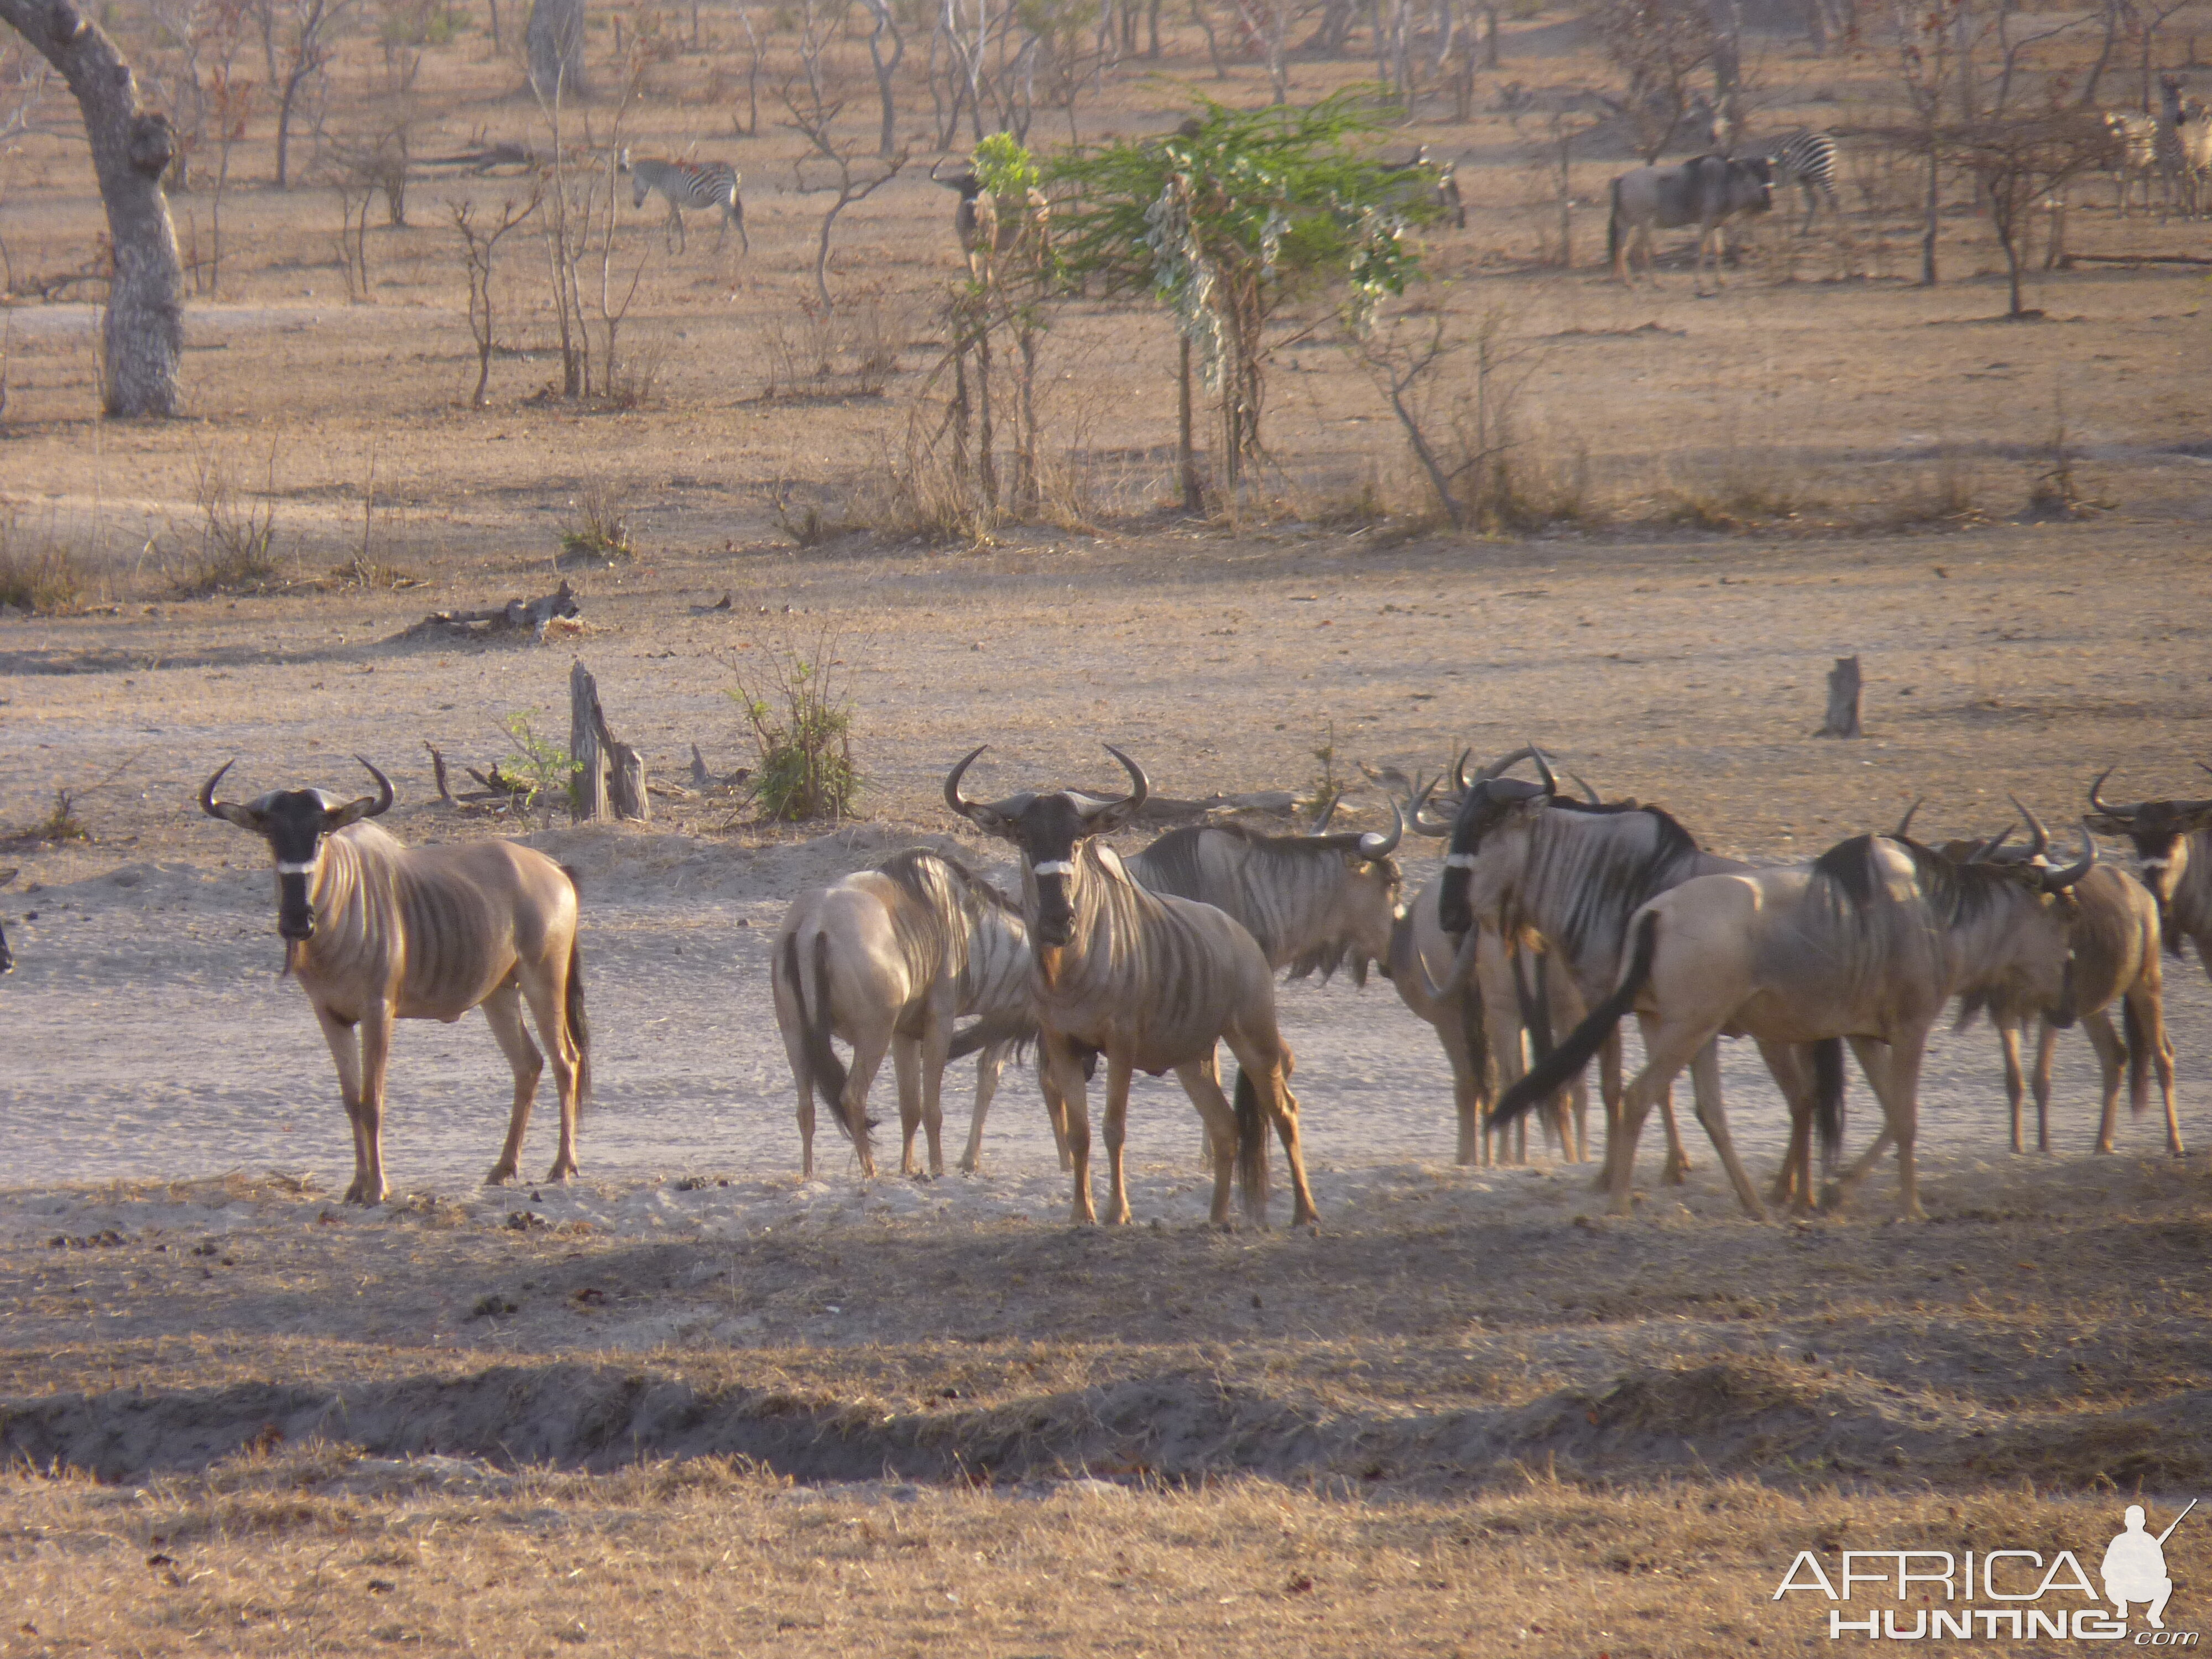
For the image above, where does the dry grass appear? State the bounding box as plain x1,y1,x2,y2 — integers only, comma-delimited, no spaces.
6,1452,2201,1658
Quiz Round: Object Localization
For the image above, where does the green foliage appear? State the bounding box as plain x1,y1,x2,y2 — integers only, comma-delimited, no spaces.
495,710,583,820
971,132,1040,199
1046,92,1432,473
728,634,860,822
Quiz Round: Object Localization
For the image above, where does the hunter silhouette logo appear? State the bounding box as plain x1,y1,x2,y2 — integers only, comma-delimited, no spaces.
2105,1502,2194,1631
1773,1500,2201,1642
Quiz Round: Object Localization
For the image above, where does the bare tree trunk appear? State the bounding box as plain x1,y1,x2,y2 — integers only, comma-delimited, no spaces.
570,658,610,821
1177,335,1199,510
0,0,182,415
526,0,587,101
863,0,904,158
1920,147,1940,285
1816,655,1863,737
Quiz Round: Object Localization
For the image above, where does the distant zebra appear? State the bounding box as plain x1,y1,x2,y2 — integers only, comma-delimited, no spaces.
1763,130,1839,233
615,150,747,254
2154,77,2211,219
2104,111,2159,216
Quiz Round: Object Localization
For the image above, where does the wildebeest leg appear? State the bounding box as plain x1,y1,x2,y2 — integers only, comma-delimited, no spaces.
2078,1013,2122,1154
1046,1035,1095,1223
839,1031,891,1181
481,982,545,1186
1102,1052,1135,1225
1687,1037,1767,1221
1757,1038,1814,1214
1602,1022,1717,1217
354,1002,395,1206
1593,1027,1625,1191
2127,978,2183,1155
518,962,580,1184
1437,991,1488,1167
1171,1055,1241,1228
1223,1029,1315,1228
1636,1015,1696,1184
1998,1018,2027,1153
957,1040,1008,1174
891,1033,925,1176
315,1006,375,1204
1834,1032,1928,1220
1037,1046,1074,1172
917,1010,950,1177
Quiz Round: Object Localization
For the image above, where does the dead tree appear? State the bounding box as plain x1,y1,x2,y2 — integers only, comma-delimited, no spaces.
1817,654,1863,737
782,79,910,313
526,0,587,101
569,659,648,822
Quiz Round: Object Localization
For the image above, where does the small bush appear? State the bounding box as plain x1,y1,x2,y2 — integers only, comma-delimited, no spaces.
0,522,84,615
494,709,582,822
560,478,634,565
33,790,88,843
758,285,902,401
176,448,281,595
728,632,860,822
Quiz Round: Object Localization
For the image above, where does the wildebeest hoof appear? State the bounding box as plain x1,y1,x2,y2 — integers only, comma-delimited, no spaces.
484,1165,517,1186
542,1162,577,1183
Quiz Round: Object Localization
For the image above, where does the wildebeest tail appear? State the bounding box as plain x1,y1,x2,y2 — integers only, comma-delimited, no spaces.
2125,994,2150,1113
1495,910,1658,1129
782,931,856,1142
948,1010,1039,1062
1234,1065,1271,1222
1811,1036,1844,1173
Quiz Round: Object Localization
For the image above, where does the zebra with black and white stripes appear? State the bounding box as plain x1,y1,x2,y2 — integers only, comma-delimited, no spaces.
1762,130,1840,233
615,149,748,254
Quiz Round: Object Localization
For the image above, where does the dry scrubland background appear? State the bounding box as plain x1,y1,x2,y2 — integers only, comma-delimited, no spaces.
6,0,2212,1652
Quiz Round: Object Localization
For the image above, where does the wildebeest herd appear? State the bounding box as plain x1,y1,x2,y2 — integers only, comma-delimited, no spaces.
180,743,2212,1227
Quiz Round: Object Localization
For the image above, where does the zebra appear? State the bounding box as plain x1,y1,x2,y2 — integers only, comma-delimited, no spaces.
615,150,747,254
2154,77,2212,219
1762,130,1839,234
2104,111,2159,216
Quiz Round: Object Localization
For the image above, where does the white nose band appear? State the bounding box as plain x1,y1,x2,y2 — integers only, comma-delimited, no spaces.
1443,854,1477,870
1032,860,1076,877
275,861,316,875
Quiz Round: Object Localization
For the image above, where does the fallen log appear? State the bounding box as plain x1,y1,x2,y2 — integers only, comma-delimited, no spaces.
400,581,581,644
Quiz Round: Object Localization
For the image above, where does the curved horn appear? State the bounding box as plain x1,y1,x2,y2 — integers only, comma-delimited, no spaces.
2088,766,2135,823
1528,744,1559,799
1357,797,1405,860
1410,774,1454,837
323,757,395,828
2008,792,2050,859
1094,743,1150,819
1965,826,2013,863
2041,820,2098,890
1472,745,1536,784
1308,792,1340,834
943,744,990,821
199,759,264,830
1452,748,1472,794
1892,796,1924,842
1566,768,1601,806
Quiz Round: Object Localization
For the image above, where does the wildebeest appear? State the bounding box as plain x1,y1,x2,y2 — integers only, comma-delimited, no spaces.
772,848,1035,1181
1383,145,1466,230
2086,766,2212,962
1495,827,2094,1220
1608,153,1774,290
1942,800,2178,1159
928,159,1051,280
200,758,589,1205
944,744,1314,1227
1432,748,1753,1193
1123,800,1404,985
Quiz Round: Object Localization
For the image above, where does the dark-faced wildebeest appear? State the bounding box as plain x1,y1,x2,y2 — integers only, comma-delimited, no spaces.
2087,765,2212,966
773,848,1036,1181
944,744,1314,1228
1938,799,2178,1159
1495,827,2094,1220
928,159,1051,281
200,758,589,1204
1609,153,1774,291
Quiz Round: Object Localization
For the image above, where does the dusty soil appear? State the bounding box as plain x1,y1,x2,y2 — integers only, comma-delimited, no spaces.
8,4,2212,1652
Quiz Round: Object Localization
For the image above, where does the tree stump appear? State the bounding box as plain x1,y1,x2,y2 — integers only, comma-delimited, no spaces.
1816,655,1863,738
568,659,649,823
